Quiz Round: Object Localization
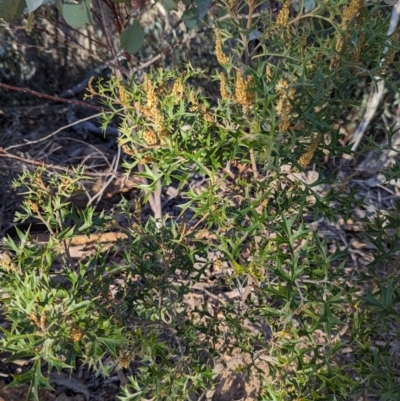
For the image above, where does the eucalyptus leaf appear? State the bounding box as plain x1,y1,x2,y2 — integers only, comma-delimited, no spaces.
194,0,211,19
163,0,178,11
182,7,200,30
25,0,43,13
0,0,26,22
59,0,93,28
292,0,316,12
120,20,144,55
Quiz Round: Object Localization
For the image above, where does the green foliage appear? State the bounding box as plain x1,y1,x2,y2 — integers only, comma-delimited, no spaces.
1,0,400,400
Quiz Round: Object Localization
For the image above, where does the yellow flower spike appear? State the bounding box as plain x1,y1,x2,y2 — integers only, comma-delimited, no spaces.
220,73,233,101
28,312,39,326
84,76,96,99
172,80,184,104
343,0,363,24
134,102,153,120
34,176,46,190
0,252,17,272
245,75,255,105
235,71,246,104
140,155,153,165
235,71,255,109
278,119,291,133
118,349,134,369
384,47,395,66
265,64,273,82
275,94,290,117
118,79,129,107
297,134,321,169
27,199,39,213
153,108,165,129
203,112,215,123
214,259,224,271
121,144,135,156
215,28,229,65
70,323,83,343
274,79,295,132
142,73,150,93
276,0,290,28
142,73,157,109
142,129,158,146
275,78,290,94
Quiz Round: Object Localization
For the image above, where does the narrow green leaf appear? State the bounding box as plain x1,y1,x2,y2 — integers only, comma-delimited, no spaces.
66,300,91,313
10,361,53,401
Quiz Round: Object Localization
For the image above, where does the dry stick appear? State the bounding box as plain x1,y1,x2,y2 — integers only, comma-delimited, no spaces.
345,0,400,158
0,82,103,111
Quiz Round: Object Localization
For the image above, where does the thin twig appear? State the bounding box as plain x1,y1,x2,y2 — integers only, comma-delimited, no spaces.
87,146,122,207
130,25,212,74
0,148,141,182
63,137,113,169
5,112,105,151
249,149,259,178
97,0,123,76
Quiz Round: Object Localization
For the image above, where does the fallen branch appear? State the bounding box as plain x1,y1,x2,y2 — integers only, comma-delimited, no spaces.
0,83,103,111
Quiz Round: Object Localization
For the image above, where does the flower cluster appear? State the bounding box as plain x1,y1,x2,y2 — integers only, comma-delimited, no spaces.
275,79,295,132
190,91,214,122
276,0,290,28
297,134,321,169
171,79,184,104
235,71,255,109
215,28,229,65
138,74,164,128
118,79,129,107
220,72,233,101
342,0,363,25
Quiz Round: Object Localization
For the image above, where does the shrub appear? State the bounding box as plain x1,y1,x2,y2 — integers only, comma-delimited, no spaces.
1,0,400,400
